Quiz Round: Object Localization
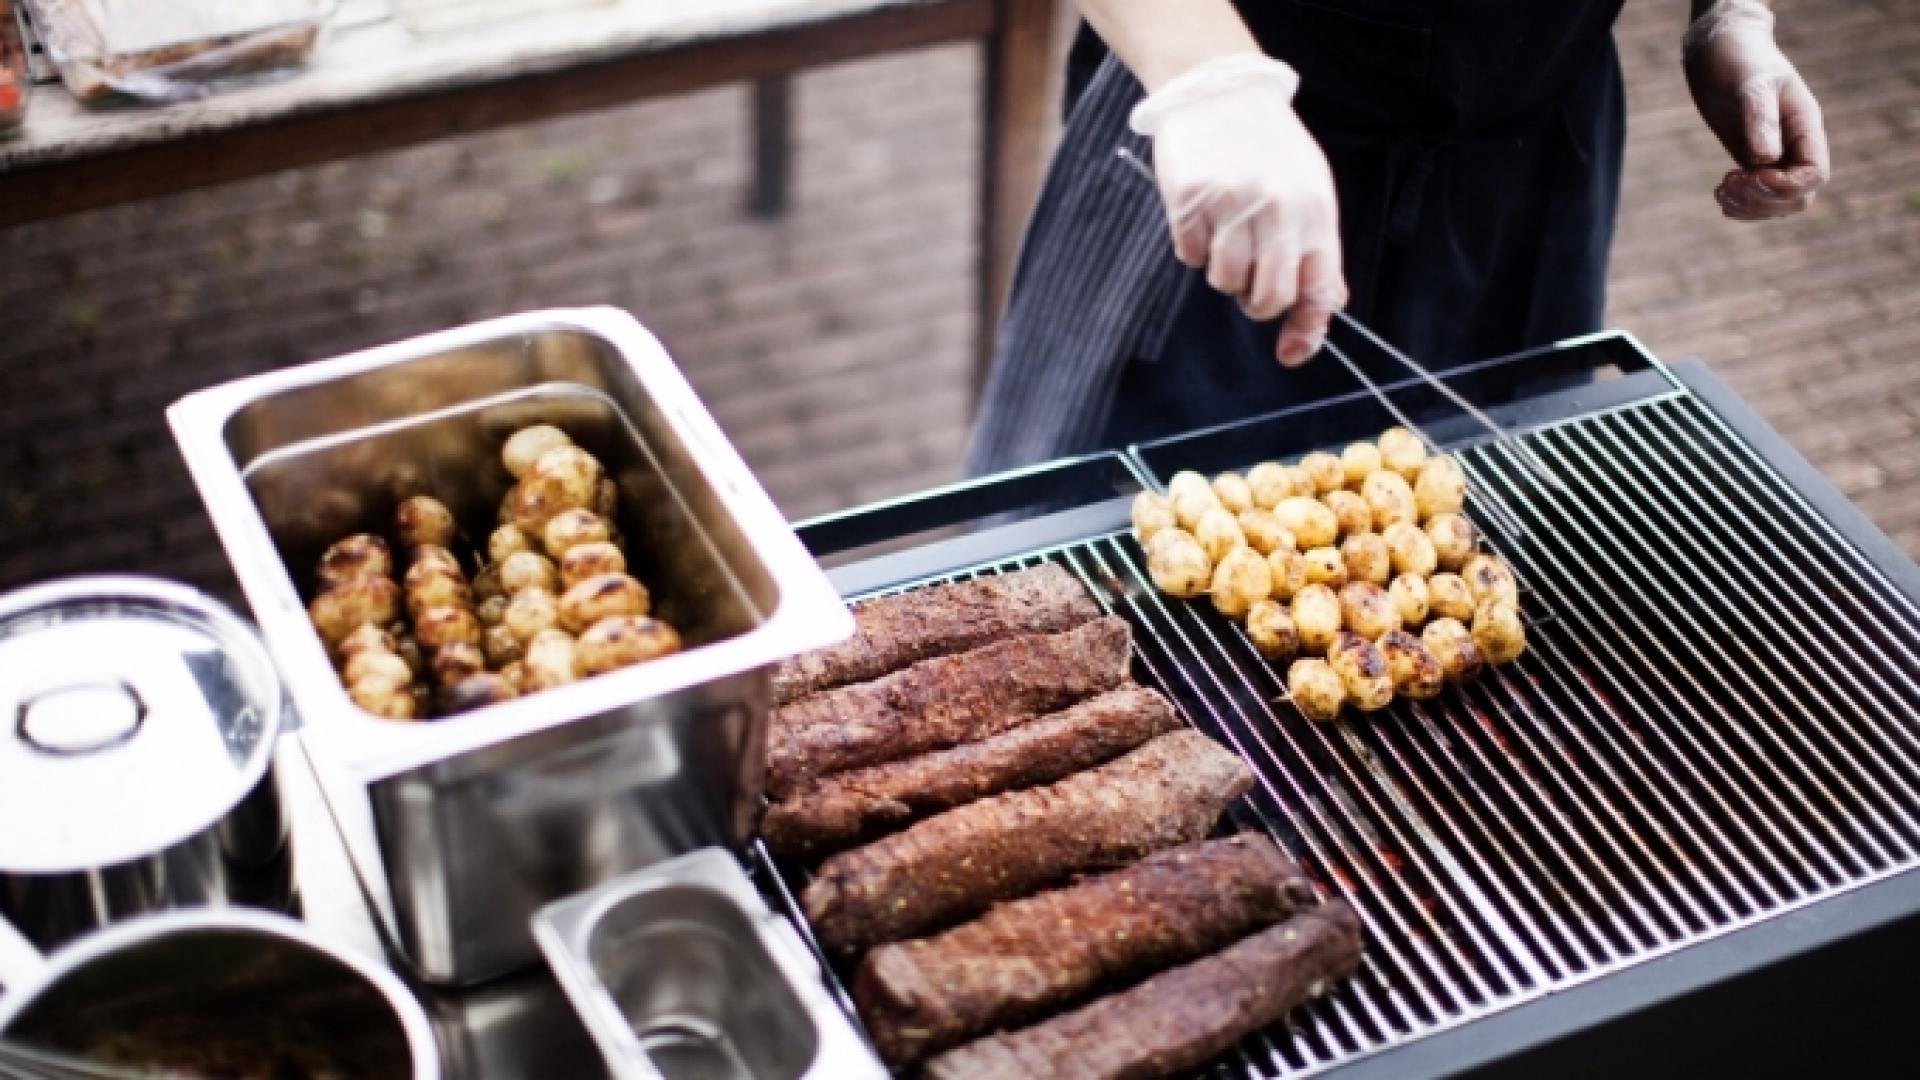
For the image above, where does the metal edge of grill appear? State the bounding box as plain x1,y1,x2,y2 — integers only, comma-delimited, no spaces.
765,332,1920,1079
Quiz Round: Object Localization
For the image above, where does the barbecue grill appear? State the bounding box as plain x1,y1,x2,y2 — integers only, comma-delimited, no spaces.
768,330,1920,1077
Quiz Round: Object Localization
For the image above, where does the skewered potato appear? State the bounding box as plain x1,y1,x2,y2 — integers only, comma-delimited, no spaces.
1210,547,1272,619
475,594,509,627
504,587,562,644
499,551,560,595
523,629,582,691
409,545,462,581
1212,472,1255,514
1341,533,1390,586
544,508,612,560
1341,442,1384,488
1299,451,1345,494
483,624,524,668
309,579,400,645
335,624,397,665
317,534,393,589
1426,513,1475,571
503,425,573,479
1237,509,1294,556
1382,521,1439,578
471,563,505,604
1473,600,1527,664
1291,584,1343,653
1415,456,1468,519
1245,600,1299,662
1378,427,1428,481
524,447,603,515
499,662,527,695
392,633,425,678
395,495,457,551
1428,573,1477,622
1328,632,1394,711
1302,546,1348,589
414,606,483,652
578,616,684,675
350,675,417,721
1379,629,1445,700
1362,470,1418,531
505,482,560,535
1267,549,1309,602
593,477,620,522
1422,618,1486,682
1245,462,1294,509
1167,471,1214,504
1339,582,1401,640
489,524,534,564
1172,489,1219,532
343,648,412,688
1273,497,1338,550
1288,658,1346,722
1462,553,1520,608
1321,490,1372,538
1146,530,1212,599
1389,573,1430,626
441,673,519,712
560,541,628,589
1131,492,1177,542
1193,506,1246,564
559,574,652,635
405,573,472,617
430,642,488,687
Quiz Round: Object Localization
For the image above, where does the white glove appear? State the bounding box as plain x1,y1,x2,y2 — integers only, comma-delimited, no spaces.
1683,0,1830,220
1132,54,1346,366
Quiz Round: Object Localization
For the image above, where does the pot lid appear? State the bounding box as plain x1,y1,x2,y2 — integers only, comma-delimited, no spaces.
0,577,284,872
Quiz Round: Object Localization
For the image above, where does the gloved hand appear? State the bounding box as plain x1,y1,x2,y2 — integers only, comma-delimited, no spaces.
1683,0,1830,220
1131,54,1346,366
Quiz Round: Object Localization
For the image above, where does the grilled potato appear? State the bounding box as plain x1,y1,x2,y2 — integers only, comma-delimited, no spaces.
544,508,612,560
349,675,417,721
1245,599,1299,662
1341,533,1391,586
441,673,519,713
1211,547,1273,619
1427,572,1476,622
578,615,684,675
335,624,396,665
1172,489,1220,532
1131,492,1178,543
488,524,534,565
1388,573,1430,626
317,534,393,589
343,648,412,689
1213,472,1255,514
523,629,582,691
430,642,488,687
503,425,574,479
499,662,527,695
1302,546,1348,589
1383,521,1439,578
471,563,505,604
1415,456,1468,520
1289,657,1347,721
1236,509,1294,556
1291,584,1343,653
1267,549,1310,602
559,574,652,635
505,482,560,535
1321,489,1372,539
1274,497,1339,550
1378,427,1429,481
1341,442,1384,488
504,587,562,644
1473,600,1527,664
1167,471,1215,504
1147,530,1212,599
499,551,560,595
405,573,473,617
483,624,524,668
1379,629,1445,700
593,476,621,522
309,578,400,645
1362,470,1419,531
1299,451,1345,494
408,545,462,581
414,606,483,652
560,541,627,589
1462,553,1520,608
395,495,457,551
524,447,603,517
1194,506,1247,565
1328,631,1394,711
1422,618,1485,682
1245,462,1295,509
1339,582,1401,640
475,594,509,627
1426,512,1475,571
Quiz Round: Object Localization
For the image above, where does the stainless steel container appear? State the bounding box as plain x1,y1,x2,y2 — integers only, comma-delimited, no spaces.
533,849,885,1080
0,576,291,953
0,908,439,1077
169,308,853,985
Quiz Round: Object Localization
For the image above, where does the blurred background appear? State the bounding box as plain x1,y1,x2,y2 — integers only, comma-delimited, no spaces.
1,0,1914,597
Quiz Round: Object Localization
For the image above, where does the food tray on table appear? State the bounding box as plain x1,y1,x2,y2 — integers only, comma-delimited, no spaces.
21,0,333,102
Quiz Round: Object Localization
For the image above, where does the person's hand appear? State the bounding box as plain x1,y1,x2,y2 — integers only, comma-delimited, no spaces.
1683,0,1830,220
1131,54,1345,366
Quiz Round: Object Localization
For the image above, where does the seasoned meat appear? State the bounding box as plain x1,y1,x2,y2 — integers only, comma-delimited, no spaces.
923,901,1364,1080
801,730,1252,954
855,833,1315,1066
772,563,1100,705
767,616,1133,797
764,686,1180,859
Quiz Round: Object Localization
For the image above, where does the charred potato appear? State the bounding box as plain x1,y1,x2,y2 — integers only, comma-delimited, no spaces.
1299,451,1345,495
1382,521,1439,578
1273,497,1339,550
471,563,506,604
505,482,560,535
1288,657,1347,722
1267,549,1310,602
1245,599,1299,662
1473,600,1527,664
559,574,652,635
1415,456,1468,520
1212,472,1255,514
395,496,457,551
1426,512,1475,571
1388,573,1430,626
1131,492,1177,543
317,534,393,589
499,662,527,695
335,624,396,665
483,624,524,668
593,476,620,522
502,425,573,479
499,551,560,595
349,675,417,721
1193,506,1247,564
544,508,612,560
1378,426,1429,481
489,524,534,565
414,606,483,652
578,616,684,675
1341,442,1384,488
560,541,628,589
309,579,400,645
523,629,582,691
504,587,562,644
1427,573,1477,622
524,447,603,516
1362,470,1419,531
1379,629,1445,700
343,648,412,689
1147,530,1212,599
1339,582,1401,640
1291,584,1343,653
1245,462,1295,509
475,594,509,627
430,642,488,687
1327,631,1394,711
1210,547,1272,619
1321,489,1373,539
1237,509,1294,556
405,573,472,617
1341,533,1391,586
408,545,462,581
441,673,519,713
1462,553,1520,608
1422,618,1486,683
1302,546,1348,589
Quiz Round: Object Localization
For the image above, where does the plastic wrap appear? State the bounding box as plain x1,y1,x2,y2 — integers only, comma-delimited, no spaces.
23,0,334,104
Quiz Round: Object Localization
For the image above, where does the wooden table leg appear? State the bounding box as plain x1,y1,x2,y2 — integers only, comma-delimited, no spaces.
975,0,1058,402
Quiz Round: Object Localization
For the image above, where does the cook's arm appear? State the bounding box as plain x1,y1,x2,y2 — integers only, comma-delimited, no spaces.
1076,0,1346,366
1683,0,1830,219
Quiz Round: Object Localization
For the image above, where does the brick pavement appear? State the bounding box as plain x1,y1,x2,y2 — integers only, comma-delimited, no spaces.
1,0,1917,598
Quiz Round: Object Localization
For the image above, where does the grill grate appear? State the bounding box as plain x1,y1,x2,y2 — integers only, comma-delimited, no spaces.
762,389,1920,1077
